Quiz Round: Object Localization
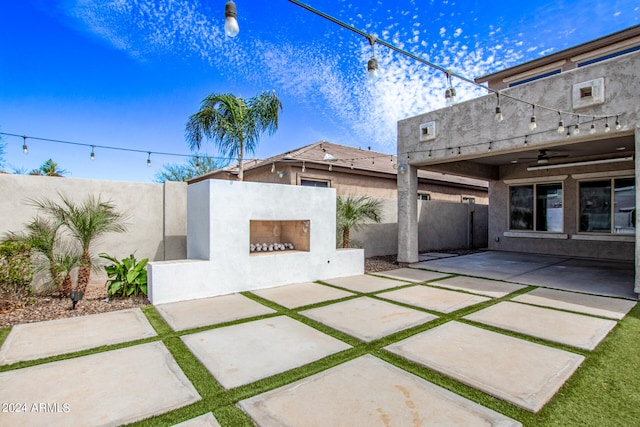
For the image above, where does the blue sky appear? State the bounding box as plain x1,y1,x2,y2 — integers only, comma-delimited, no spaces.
1,0,638,182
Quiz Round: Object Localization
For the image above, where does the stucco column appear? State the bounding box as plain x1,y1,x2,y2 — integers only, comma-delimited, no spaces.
397,164,419,263
634,123,640,294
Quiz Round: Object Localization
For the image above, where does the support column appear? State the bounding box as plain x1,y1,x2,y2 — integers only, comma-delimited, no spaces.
635,124,640,294
397,164,419,263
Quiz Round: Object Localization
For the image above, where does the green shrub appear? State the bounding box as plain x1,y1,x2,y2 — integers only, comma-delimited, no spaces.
99,253,148,298
0,240,34,311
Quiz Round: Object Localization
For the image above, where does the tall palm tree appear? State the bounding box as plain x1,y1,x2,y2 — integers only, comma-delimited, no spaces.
29,159,69,177
32,194,128,294
337,195,383,248
185,91,282,181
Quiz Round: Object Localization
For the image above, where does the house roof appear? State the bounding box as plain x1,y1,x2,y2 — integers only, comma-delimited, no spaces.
189,141,488,189
475,24,640,84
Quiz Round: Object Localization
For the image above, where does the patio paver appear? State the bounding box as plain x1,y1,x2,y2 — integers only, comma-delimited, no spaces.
465,301,617,350
239,354,522,427
378,285,490,313
300,296,437,342
0,342,200,427
322,274,409,293
432,275,527,298
385,321,584,412
155,293,275,331
512,287,636,319
375,267,450,283
0,308,156,364
251,282,354,308
181,316,350,389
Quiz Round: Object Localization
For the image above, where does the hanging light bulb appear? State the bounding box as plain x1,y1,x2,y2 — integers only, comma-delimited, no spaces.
428,150,432,158
457,147,461,156
605,118,611,133
589,118,596,134
224,0,239,37
445,72,456,106
528,105,537,131
524,136,528,146
557,112,565,133
22,136,28,154
301,160,306,173
615,115,621,130
573,116,580,135
366,34,379,81
488,141,492,152
195,156,201,169
494,93,503,122
271,162,275,173
147,152,151,167
90,145,95,160
566,126,572,138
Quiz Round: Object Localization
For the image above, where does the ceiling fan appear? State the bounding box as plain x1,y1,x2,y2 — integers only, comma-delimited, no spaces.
520,149,570,165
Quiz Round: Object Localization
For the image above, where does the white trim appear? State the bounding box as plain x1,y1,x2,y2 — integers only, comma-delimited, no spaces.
504,175,567,185
502,60,566,84
503,231,569,239
572,169,635,180
570,35,640,63
571,234,635,242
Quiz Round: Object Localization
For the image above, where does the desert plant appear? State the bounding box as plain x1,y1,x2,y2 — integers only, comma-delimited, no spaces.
0,240,33,312
99,253,148,298
31,194,128,294
336,195,383,248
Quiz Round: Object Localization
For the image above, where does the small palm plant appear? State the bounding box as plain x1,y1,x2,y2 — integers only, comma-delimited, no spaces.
336,195,383,248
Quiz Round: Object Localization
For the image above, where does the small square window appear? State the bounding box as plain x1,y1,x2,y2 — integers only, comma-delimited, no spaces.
580,87,593,98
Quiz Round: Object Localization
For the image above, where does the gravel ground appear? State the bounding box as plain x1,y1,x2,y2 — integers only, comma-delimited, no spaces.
0,252,475,328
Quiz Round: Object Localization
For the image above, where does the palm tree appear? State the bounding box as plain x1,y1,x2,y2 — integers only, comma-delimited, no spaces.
154,155,228,183
29,159,69,177
32,194,128,294
336,195,383,248
185,91,282,181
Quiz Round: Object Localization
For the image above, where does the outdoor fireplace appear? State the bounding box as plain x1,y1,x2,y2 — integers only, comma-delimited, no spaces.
250,220,310,254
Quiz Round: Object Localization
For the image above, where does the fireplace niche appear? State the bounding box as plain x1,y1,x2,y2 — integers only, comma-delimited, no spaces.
250,220,310,254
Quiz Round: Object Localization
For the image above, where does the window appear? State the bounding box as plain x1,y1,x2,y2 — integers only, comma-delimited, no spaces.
418,193,431,201
300,179,329,188
510,183,563,231
579,177,635,234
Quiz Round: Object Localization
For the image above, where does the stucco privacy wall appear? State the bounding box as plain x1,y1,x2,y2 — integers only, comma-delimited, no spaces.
147,180,363,304
397,50,639,291
352,198,488,257
0,174,186,284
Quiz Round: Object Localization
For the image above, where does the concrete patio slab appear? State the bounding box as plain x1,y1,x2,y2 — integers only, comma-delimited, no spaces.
0,342,200,426
410,251,568,280
375,267,450,283
421,252,459,258
239,354,522,427
513,288,636,320
465,302,617,350
251,282,354,309
155,293,275,331
181,316,350,389
434,275,528,298
300,297,437,342
172,412,221,427
386,321,584,412
322,274,409,293
0,308,156,364
378,285,490,313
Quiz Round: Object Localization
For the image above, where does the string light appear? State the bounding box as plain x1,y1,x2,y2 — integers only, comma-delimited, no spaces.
90,145,95,161
22,136,28,154
457,147,461,156
445,72,456,106
366,34,379,81
488,141,492,152
224,0,239,37
528,105,537,131
615,115,621,130
557,112,565,133
147,152,151,167
605,118,611,133
494,93,503,122
589,118,596,134
271,162,275,173
524,135,528,146
573,115,580,135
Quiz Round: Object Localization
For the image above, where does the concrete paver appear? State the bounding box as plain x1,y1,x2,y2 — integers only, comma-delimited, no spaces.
239,354,522,427
300,296,437,342
513,287,636,319
155,293,275,331
181,316,350,389
432,275,527,298
0,342,200,427
0,308,156,364
378,285,490,313
386,321,584,412
465,301,617,350
375,267,450,283
321,274,409,293
172,413,221,427
251,282,354,308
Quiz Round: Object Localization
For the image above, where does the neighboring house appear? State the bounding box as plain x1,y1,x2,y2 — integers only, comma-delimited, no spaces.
397,25,640,294
190,141,488,204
